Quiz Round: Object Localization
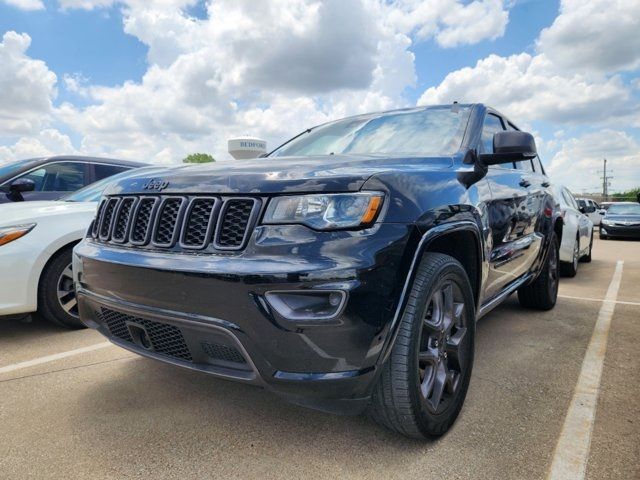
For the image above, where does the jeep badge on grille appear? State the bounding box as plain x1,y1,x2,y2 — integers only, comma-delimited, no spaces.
142,179,169,191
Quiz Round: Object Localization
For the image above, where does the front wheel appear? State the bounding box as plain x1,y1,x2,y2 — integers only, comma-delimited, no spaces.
517,231,559,310
37,247,86,329
368,253,475,439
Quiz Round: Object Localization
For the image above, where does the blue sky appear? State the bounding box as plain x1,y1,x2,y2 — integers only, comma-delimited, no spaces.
0,0,638,193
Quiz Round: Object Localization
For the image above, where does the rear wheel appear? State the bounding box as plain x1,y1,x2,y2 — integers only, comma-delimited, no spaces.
368,253,475,439
518,231,559,310
37,247,85,329
560,235,579,277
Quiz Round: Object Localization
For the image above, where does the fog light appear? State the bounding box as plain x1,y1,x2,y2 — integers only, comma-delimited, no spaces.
601,228,608,235
265,290,347,321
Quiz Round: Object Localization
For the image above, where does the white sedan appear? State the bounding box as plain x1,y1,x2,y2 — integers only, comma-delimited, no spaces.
553,185,594,277
0,167,158,328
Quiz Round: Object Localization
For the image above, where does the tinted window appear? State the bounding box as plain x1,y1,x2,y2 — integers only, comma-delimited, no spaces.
271,106,471,157
94,164,128,181
17,162,86,192
481,114,505,154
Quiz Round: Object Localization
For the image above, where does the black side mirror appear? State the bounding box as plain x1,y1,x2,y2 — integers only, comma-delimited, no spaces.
10,178,35,193
479,131,537,166
578,206,586,214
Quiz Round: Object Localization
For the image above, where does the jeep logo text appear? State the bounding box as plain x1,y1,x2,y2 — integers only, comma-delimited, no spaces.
142,179,169,191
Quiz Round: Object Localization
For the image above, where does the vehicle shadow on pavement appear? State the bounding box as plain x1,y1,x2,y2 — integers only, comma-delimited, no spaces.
67,296,600,478
0,314,63,341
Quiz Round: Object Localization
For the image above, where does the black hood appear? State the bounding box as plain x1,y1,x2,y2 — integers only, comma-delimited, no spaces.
103,154,454,195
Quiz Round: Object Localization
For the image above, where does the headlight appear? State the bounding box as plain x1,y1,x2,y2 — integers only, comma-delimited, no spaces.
601,219,612,226
263,192,384,230
0,223,36,246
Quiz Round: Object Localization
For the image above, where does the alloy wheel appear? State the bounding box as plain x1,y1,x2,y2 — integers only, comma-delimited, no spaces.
418,281,468,414
56,263,78,318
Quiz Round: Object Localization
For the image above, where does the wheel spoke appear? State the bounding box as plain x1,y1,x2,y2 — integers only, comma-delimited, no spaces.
60,295,77,313
446,327,467,371
62,264,73,280
427,361,447,411
418,349,439,365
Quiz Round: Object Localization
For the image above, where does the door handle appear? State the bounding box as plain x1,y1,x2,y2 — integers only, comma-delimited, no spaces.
541,181,550,187
519,179,531,188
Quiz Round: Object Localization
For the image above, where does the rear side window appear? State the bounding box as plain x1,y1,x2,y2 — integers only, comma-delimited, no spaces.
94,164,129,181
562,188,579,209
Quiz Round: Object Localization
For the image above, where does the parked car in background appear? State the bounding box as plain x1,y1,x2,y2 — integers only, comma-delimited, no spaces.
0,166,162,328
600,202,640,240
74,104,562,439
577,198,602,226
552,186,593,276
0,155,147,204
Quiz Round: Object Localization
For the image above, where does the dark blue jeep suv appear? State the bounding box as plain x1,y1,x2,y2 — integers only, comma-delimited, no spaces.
74,104,561,439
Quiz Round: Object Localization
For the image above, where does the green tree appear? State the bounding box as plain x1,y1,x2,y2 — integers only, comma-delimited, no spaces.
183,153,215,164
610,187,640,202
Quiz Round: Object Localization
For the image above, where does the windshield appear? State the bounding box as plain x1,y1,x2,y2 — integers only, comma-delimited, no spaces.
270,106,471,158
607,203,640,215
0,158,40,179
61,168,139,202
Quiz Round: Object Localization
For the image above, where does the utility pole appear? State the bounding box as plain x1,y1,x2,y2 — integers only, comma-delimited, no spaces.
598,159,613,202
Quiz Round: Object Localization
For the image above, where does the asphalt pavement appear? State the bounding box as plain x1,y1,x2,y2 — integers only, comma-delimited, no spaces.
0,238,638,479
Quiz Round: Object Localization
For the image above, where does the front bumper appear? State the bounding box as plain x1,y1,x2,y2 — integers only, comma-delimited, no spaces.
74,223,415,413
600,224,640,238
0,237,42,315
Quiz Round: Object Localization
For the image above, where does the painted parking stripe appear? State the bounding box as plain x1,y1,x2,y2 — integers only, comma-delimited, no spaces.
558,294,640,307
547,260,624,480
0,342,113,375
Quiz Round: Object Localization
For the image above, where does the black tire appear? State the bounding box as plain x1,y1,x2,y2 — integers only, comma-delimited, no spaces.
560,235,579,277
38,247,85,329
580,231,593,263
517,231,559,310
368,252,475,439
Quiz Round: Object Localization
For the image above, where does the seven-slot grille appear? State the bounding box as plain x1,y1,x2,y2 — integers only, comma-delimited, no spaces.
92,195,258,251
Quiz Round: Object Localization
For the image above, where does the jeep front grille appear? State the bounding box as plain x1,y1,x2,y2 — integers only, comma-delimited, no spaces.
92,195,259,251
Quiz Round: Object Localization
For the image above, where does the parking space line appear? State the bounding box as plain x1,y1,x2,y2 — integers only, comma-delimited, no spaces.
0,342,113,375
559,294,640,307
547,261,624,480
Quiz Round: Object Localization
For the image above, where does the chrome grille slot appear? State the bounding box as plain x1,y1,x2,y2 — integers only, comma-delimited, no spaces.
151,197,186,247
98,198,120,241
214,198,258,250
112,197,137,243
130,197,158,245
181,197,219,249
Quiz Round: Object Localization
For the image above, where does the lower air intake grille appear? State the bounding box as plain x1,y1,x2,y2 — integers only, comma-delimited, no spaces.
99,308,192,362
201,341,246,364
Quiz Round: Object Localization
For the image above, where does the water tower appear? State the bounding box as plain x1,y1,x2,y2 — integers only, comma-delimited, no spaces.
228,136,267,160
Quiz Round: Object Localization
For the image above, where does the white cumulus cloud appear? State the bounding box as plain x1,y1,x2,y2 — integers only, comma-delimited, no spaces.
537,0,640,74
0,0,44,11
0,31,57,136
